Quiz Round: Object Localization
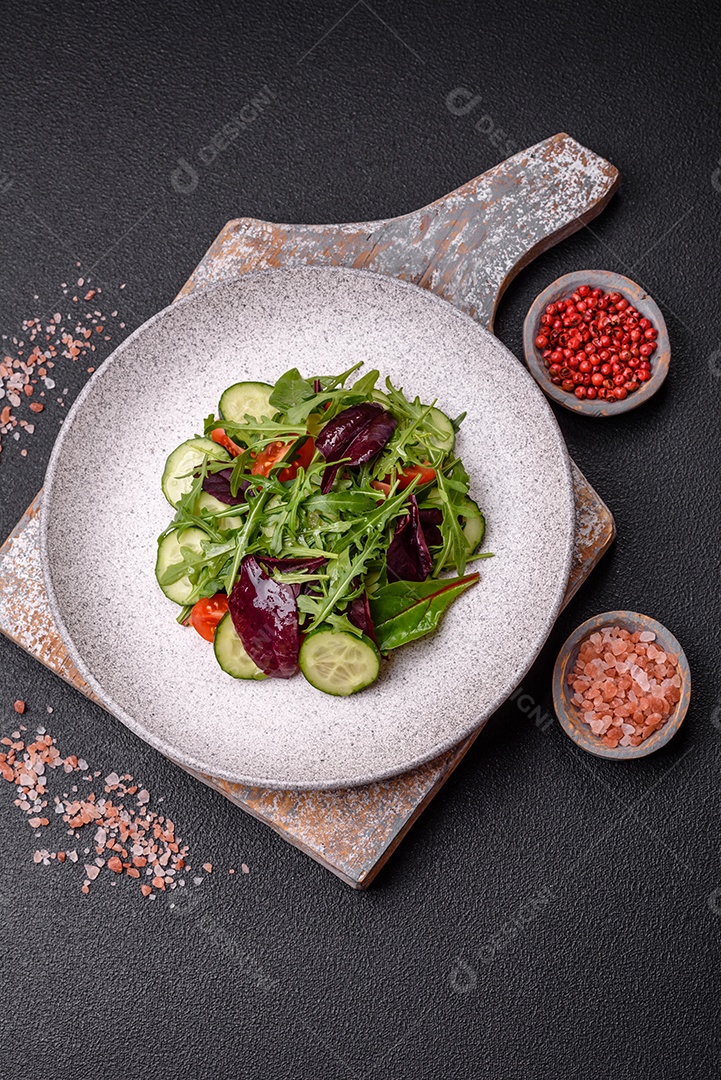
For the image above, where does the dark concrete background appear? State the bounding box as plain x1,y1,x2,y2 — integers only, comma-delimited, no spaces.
1,2,720,1077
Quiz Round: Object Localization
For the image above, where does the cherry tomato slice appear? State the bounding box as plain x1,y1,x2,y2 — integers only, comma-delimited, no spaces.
211,428,243,457
251,440,288,477
397,464,436,488
281,436,314,480
189,593,229,642
371,464,436,494
251,437,315,481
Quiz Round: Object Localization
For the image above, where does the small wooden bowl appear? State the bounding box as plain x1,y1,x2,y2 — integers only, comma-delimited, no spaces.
523,271,670,417
552,611,691,759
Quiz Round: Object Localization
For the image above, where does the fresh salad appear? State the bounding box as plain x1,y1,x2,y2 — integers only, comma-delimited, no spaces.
155,364,491,696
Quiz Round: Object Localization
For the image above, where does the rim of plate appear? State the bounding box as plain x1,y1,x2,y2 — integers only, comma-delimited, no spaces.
41,267,575,789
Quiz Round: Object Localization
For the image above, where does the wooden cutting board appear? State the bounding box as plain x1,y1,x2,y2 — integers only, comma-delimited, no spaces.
0,132,617,887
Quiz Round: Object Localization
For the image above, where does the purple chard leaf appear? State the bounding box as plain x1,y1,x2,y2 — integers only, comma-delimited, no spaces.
201,468,248,506
418,507,443,549
228,555,300,678
386,495,434,582
257,555,326,599
316,402,397,494
348,592,377,645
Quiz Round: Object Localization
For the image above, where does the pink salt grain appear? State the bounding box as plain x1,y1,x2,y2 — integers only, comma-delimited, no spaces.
568,624,682,750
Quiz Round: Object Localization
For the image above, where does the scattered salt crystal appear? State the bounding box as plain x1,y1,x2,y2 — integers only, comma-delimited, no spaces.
137,788,150,805
84,864,100,880
193,877,203,886
241,863,249,874
104,771,120,787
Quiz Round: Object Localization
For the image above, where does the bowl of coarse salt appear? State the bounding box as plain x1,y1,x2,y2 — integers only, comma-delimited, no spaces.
552,611,691,759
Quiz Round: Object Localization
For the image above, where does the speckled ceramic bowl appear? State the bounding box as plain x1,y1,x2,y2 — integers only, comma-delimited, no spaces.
553,611,690,759
523,270,670,417
42,267,575,789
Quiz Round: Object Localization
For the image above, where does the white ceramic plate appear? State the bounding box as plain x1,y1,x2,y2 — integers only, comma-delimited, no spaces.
42,268,574,789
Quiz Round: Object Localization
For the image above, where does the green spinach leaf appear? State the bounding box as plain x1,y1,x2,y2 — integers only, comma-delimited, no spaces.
369,573,479,650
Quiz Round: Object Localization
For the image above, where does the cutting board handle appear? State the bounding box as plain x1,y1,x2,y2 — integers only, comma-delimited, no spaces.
182,132,619,332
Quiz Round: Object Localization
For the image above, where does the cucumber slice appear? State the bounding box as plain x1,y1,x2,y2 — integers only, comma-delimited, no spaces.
214,613,266,680
422,489,485,552
218,381,274,424
300,630,380,696
426,407,455,452
155,527,207,604
161,437,230,508
197,491,243,531
458,496,485,552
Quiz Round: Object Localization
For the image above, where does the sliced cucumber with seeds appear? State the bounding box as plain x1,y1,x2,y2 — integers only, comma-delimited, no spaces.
300,630,380,696
214,613,266,680
458,496,485,552
218,381,274,424
161,437,230,507
426,407,456,452
197,491,243,531
155,527,207,604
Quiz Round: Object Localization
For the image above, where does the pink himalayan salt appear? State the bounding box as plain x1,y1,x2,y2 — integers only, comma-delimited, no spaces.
567,624,682,749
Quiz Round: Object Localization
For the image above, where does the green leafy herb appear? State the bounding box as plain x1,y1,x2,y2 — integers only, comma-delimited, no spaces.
369,573,479,651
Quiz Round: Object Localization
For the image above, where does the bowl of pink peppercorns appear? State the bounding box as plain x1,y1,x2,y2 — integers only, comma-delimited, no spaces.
523,270,670,417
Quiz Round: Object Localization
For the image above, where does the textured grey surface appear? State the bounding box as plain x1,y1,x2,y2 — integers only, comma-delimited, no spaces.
42,268,574,787
1,1,721,1078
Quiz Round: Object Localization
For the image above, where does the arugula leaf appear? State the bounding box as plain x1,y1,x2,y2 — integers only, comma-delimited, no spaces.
369,573,479,651
305,486,412,630
433,461,471,576
315,361,364,391
351,369,380,396
303,492,380,515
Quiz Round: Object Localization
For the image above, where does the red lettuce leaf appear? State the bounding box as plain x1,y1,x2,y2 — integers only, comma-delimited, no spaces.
228,555,300,678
